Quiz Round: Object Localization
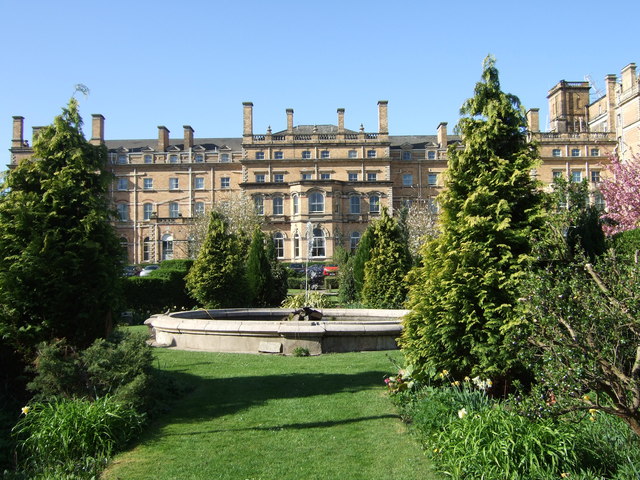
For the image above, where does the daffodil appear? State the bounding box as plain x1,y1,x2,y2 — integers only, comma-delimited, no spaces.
458,408,467,419
21,406,30,415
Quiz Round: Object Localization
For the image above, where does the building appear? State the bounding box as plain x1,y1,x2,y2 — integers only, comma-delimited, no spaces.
10,63,638,264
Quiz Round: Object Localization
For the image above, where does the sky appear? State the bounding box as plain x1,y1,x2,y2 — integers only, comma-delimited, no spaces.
1,0,638,159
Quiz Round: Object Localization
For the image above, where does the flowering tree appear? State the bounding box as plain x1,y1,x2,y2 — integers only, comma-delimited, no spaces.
600,153,640,235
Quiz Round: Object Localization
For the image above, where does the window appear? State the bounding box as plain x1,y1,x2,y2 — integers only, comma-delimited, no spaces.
403,174,413,186
169,178,179,190
311,228,325,257
169,202,180,218
161,234,173,260
144,154,153,164
293,234,300,258
367,150,377,158
427,151,436,160
143,178,153,190
348,172,358,182
255,152,265,160
552,171,563,180
590,148,600,157
369,195,380,213
117,154,127,165
273,197,284,215
308,192,324,213
571,148,581,157
571,170,583,183
320,173,331,180
402,151,412,161
195,154,204,163
367,172,377,182
220,153,230,163
428,173,438,186
255,174,265,183
348,150,357,159
274,174,284,183
350,196,361,214
254,196,264,215
194,177,205,189
321,150,330,159
292,195,299,215
552,149,561,157
594,192,605,211
221,177,230,189
274,151,283,159
301,172,312,180
143,203,153,221
169,154,179,163
143,237,151,261
194,201,205,216
120,237,128,258
117,204,128,221
273,233,284,259
302,151,311,159
591,171,601,183
350,232,361,252
117,178,128,191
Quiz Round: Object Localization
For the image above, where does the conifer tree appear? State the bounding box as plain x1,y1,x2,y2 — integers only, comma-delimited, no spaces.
351,228,373,300
265,234,288,306
0,98,122,356
400,56,544,379
245,228,273,307
361,208,412,308
185,211,247,308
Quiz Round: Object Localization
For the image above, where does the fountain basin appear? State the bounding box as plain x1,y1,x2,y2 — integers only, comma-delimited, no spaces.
145,308,408,355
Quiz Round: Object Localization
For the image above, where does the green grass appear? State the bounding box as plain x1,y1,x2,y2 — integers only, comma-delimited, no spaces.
101,348,437,480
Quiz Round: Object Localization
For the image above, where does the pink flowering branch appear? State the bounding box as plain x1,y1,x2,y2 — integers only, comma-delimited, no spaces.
600,153,640,236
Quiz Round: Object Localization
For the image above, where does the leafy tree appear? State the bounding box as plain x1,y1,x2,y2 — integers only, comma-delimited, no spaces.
245,228,273,306
361,208,412,308
600,153,640,236
396,201,440,262
400,56,545,379
185,211,247,308
0,98,122,359
520,253,640,437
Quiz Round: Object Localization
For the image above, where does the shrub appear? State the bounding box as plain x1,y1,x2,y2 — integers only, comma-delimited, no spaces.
610,227,640,260
123,269,197,316
292,347,310,357
287,275,304,290
323,276,339,290
12,396,144,478
281,292,330,309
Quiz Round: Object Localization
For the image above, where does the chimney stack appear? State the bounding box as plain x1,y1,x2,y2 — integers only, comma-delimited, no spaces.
605,74,617,132
377,100,388,134
286,108,294,133
526,108,540,133
437,122,448,148
337,108,345,132
158,126,170,151
90,114,105,145
243,102,253,139
621,63,637,92
184,125,194,150
12,116,24,148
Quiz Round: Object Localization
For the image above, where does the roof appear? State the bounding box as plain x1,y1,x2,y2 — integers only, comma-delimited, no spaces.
104,137,243,152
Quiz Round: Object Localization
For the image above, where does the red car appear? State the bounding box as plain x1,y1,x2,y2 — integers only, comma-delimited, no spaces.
322,265,339,276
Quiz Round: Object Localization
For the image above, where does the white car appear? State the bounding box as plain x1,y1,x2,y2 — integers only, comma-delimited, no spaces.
139,265,159,277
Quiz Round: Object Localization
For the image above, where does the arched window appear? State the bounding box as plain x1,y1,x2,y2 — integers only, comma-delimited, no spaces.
292,194,299,215
273,197,284,215
311,228,325,258
143,203,153,221
143,237,151,262
293,233,300,258
117,204,128,221
273,232,285,259
308,192,324,213
350,232,361,252
254,196,264,215
350,196,361,214
369,195,380,214
162,234,174,260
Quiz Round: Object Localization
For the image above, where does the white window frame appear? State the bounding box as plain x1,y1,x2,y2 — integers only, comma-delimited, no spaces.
369,195,380,213
403,174,413,186
308,192,324,213
117,178,128,191
169,178,179,190
143,178,153,190
273,197,284,215
221,177,230,189
194,177,205,190
367,172,377,182
169,202,180,218
143,203,153,221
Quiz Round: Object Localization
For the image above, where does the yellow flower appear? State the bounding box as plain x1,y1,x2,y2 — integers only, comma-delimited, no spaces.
583,395,590,402
561,473,569,478
589,416,596,422
442,370,449,376
21,406,30,415
433,448,439,453
588,408,597,414
464,376,470,382
451,381,460,386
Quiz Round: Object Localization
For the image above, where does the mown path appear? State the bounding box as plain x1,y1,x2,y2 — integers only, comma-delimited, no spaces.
101,349,437,480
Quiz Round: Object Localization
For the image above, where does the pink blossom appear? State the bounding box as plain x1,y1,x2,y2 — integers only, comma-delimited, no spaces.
600,153,640,235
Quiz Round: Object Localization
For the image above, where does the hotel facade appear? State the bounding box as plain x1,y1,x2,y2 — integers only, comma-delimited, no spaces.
9,63,638,264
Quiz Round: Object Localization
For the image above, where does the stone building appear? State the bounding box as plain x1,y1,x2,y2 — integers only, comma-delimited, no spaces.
9,63,637,264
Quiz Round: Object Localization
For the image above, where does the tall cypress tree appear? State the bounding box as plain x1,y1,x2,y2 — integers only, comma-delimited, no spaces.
0,98,123,357
245,227,273,307
400,56,544,379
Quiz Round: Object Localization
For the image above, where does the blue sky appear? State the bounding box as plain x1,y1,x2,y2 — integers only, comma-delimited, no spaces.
1,0,638,158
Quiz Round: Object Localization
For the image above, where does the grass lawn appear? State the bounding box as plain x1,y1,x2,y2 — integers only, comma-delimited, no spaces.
101,348,437,480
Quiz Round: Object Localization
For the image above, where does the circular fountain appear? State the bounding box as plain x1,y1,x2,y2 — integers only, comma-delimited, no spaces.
145,308,408,355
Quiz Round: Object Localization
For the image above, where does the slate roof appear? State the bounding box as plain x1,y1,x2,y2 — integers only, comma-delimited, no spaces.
105,137,243,152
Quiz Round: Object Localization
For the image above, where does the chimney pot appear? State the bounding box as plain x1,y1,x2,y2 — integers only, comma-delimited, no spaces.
158,126,170,152
90,114,105,145
12,116,24,149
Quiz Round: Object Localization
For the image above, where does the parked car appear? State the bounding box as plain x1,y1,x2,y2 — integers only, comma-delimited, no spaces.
323,265,339,276
139,264,160,277
287,263,306,275
122,265,140,277
306,265,325,289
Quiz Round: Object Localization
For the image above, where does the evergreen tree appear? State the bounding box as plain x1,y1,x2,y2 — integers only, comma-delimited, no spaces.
185,211,247,308
265,234,288,306
351,228,373,300
245,228,273,307
400,56,545,379
0,98,123,357
361,208,412,308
